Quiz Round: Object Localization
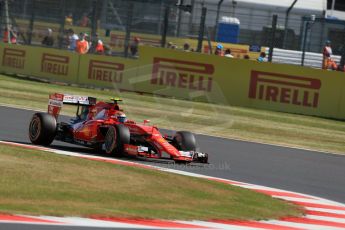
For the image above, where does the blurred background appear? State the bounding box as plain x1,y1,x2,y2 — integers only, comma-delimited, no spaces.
1,0,345,64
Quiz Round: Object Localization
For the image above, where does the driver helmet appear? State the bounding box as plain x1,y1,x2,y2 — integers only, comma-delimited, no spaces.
116,111,127,123
216,43,223,49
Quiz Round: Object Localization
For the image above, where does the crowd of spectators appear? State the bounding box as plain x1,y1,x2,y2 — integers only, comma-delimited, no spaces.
70,31,105,55
2,26,17,44
167,41,267,62
1,20,344,70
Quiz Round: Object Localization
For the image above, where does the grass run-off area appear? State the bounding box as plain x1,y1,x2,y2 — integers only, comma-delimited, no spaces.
0,143,303,220
0,74,345,154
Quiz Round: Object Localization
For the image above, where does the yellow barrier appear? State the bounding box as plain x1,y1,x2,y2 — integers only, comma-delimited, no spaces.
0,44,79,83
1,43,345,120
0,44,29,75
78,54,138,90
30,47,79,83
137,46,345,119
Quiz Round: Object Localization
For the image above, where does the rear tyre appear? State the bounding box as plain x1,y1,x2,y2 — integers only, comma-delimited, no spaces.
104,124,130,157
173,131,196,151
29,113,57,146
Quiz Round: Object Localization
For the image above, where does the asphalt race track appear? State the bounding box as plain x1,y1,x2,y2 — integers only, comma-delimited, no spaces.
1,105,345,229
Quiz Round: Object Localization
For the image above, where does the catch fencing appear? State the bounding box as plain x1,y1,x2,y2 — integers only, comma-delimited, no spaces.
1,0,345,67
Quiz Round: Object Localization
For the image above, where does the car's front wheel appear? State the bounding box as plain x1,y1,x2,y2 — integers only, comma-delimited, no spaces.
173,131,196,151
29,113,57,146
104,124,130,157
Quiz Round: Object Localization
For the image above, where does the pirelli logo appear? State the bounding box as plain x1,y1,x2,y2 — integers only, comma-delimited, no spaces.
151,58,214,92
2,48,25,69
248,71,321,108
41,54,69,75
88,60,123,83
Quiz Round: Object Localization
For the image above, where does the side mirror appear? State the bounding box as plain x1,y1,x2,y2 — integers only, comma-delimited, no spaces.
143,119,150,125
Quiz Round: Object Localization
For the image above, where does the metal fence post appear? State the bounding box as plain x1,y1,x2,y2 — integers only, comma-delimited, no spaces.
341,48,345,70
301,21,309,66
58,0,66,49
283,0,298,49
27,0,36,45
0,1,3,37
301,15,315,66
197,6,207,53
340,28,345,69
176,0,183,37
4,0,10,43
161,6,169,48
188,0,195,34
214,0,224,41
268,14,277,62
91,0,99,37
124,2,134,58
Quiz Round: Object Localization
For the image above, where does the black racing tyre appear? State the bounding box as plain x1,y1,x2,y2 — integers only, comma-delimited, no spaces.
173,131,196,151
29,113,57,146
104,124,130,157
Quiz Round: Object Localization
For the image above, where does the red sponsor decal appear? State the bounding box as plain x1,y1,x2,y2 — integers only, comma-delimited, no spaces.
48,93,64,117
2,48,25,69
151,58,214,92
41,53,69,75
49,93,64,101
249,71,321,108
88,60,124,83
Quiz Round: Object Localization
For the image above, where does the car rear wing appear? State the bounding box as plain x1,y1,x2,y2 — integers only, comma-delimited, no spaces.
48,93,96,118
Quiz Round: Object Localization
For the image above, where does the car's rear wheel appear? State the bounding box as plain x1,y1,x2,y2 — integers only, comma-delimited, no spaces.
29,113,57,146
104,124,130,157
173,131,196,151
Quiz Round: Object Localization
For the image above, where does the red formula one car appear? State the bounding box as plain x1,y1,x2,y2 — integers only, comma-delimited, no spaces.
28,93,208,163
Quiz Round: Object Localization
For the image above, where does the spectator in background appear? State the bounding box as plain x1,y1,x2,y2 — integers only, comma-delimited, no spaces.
10,28,17,44
79,13,90,27
95,40,104,54
183,43,191,52
89,33,104,54
167,42,173,49
41,28,54,46
3,27,17,44
130,37,140,56
75,32,89,54
336,65,344,72
322,40,334,69
324,58,338,70
68,29,79,51
65,13,73,26
103,44,112,55
215,44,224,56
224,48,233,58
3,27,9,43
257,52,267,62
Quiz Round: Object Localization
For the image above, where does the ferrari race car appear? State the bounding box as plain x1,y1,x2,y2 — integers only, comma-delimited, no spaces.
28,93,208,163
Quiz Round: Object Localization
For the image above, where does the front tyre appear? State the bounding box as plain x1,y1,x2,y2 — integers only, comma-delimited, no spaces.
29,113,57,146
173,131,196,151
104,124,130,157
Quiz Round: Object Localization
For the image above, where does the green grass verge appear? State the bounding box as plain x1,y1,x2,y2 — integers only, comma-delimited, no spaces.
0,143,302,220
0,74,345,154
